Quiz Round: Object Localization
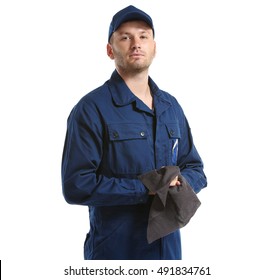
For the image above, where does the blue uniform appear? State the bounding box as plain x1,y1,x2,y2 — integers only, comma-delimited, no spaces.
61,70,207,259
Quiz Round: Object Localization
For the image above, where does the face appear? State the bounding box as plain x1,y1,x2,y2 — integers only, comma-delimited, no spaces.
107,20,156,75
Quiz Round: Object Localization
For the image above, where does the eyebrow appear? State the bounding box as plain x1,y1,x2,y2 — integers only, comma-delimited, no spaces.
117,30,150,36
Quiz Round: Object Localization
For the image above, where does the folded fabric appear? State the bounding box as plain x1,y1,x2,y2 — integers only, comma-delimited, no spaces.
138,166,201,244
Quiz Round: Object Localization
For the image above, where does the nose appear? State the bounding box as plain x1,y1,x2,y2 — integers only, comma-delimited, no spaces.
131,36,141,49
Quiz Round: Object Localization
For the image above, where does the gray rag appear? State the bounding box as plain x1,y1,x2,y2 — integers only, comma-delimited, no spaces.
138,166,201,244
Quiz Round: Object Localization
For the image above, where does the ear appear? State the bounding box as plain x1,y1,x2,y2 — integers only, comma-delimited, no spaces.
153,41,157,58
107,43,114,60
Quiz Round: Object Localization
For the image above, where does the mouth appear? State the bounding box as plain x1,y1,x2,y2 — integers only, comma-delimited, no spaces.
129,53,144,58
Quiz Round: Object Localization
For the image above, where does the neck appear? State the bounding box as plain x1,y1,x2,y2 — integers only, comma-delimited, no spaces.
117,68,149,97
116,68,153,109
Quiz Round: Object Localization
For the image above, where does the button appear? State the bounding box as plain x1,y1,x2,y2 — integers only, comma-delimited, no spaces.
113,131,119,138
170,129,174,136
140,131,145,137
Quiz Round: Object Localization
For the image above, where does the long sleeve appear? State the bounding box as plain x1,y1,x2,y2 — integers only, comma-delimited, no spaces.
175,102,207,193
61,100,148,207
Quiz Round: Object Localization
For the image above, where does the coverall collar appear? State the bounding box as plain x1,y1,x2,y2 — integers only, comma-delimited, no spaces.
109,70,172,116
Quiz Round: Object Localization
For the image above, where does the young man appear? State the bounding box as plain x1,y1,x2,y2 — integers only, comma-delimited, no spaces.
61,5,207,260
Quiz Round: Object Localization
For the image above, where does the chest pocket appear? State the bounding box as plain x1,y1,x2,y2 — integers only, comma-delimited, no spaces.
108,123,148,141
165,123,181,139
106,123,151,176
165,123,181,165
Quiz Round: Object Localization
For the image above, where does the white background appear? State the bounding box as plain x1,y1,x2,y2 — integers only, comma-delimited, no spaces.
0,0,273,279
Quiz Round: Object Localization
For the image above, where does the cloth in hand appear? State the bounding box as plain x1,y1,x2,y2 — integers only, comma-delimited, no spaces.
138,166,201,244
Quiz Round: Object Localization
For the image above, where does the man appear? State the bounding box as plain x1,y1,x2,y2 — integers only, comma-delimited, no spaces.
61,5,207,260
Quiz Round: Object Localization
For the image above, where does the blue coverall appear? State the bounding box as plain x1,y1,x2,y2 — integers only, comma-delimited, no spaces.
61,70,207,259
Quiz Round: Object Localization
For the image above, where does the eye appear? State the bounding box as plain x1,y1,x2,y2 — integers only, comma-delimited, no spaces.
140,33,149,40
121,35,131,41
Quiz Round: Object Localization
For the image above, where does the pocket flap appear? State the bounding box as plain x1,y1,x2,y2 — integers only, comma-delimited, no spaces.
165,123,181,138
108,123,148,141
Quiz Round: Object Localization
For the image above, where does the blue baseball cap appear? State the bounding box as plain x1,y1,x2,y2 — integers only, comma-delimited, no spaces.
108,5,154,42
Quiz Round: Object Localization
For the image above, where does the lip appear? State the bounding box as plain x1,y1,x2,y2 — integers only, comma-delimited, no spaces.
129,53,144,58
